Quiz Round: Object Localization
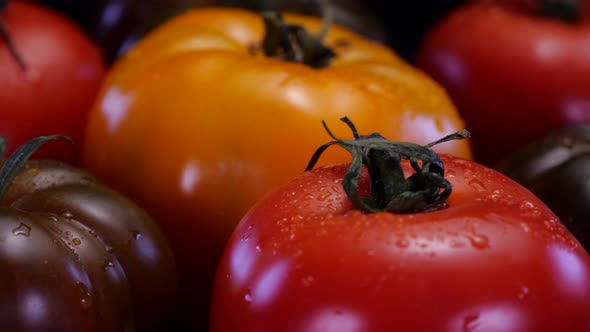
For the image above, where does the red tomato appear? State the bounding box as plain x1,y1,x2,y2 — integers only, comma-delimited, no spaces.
0,0,105,164
416,0,590,166
210,119,590,331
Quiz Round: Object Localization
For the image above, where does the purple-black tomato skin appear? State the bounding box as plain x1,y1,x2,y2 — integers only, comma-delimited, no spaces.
0,159,176,332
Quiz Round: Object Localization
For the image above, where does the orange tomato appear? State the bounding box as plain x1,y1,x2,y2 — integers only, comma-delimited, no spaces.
81,7,471,330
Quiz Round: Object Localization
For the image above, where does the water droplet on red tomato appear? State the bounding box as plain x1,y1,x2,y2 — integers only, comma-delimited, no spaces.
467,234,489,249
301,276,314,287
468,179,486,192
519,200,535,210
244,291,253,303
517,285,529,300
317,192,333,202
395,238,410,248
301,193,315,201
12,223,31,237
462,314,480,331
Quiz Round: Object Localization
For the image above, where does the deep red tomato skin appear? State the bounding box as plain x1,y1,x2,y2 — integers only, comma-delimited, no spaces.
416,1,590,167
1,1,105,164
210,155,590,332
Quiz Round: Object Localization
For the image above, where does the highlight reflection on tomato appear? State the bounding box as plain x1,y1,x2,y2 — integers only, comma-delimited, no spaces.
497,124,590,252
416,0,590,166
210,119,590,332
0,136,176,332
0,0,105,165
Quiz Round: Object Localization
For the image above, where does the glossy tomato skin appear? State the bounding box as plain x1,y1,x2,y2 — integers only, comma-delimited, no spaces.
497,124,590,251
416,1,590,167
81,7,471,329
0,160,176,332
210,155,590,332
1,1,105,165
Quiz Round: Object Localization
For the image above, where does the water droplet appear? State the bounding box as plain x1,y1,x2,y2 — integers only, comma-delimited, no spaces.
462,314,479,331
12,223,31,237
520,222,532,233
519,200,535,210
446,170,456,178
395,239,410,248
301,276,314,287
468,179,486,192
255,244,262,252
72,238,81,245
244,291,253,303
102,256,115,269
61,211,74,219
301,193,315,201
48,215,58,222
467,234,489,249
317,192,333,202
517,285,529,300
224,273,231,280
129,230,141,240
75,282,93,310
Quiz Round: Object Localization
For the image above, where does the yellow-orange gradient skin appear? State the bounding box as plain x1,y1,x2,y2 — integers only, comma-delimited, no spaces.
81,7,471,330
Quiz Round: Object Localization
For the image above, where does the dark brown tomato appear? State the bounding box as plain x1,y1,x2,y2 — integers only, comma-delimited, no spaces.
0,159,176,332
497,124,590,251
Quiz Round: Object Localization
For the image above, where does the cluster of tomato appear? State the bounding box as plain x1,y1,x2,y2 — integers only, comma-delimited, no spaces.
1,0,589,331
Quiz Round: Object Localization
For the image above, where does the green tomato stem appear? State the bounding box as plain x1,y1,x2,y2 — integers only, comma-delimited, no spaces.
305,117,470,214
260,6,336,69
536,0,584,22
0,135,72,200
0,1,27,71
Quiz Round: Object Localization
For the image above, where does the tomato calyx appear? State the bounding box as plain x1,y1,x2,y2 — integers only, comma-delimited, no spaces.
306,117,470,213
0,135,72,199
535,0,584,22
0,0,27,70
261,7,335,69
